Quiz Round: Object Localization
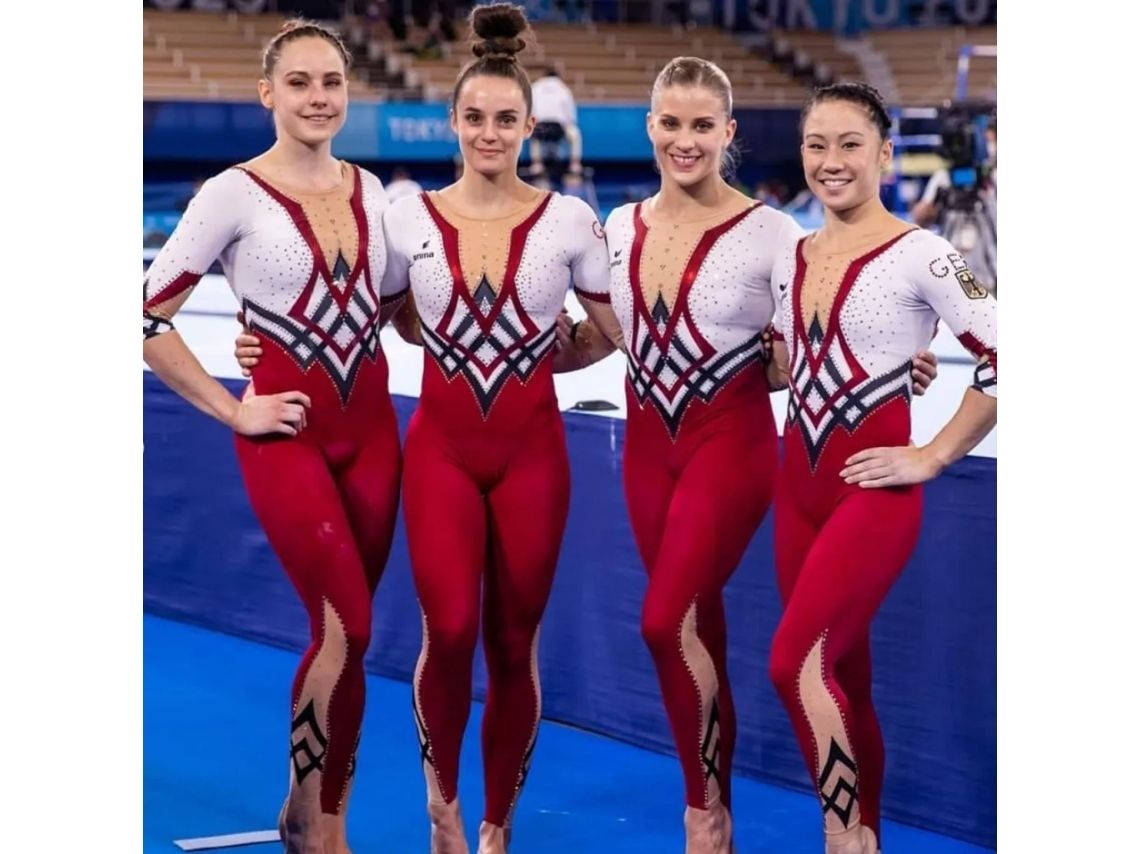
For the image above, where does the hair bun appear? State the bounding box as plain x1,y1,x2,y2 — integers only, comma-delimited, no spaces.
469,3,528,59
473,36,525,59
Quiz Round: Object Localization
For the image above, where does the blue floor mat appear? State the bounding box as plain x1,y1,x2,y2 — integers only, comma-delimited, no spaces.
144,615,993,853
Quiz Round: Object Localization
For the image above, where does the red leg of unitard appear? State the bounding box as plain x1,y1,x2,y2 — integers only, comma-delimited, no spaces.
480,424,570,827
773,491,883,836
331,426,402,787
403,412,569,827
769,485,921,841
337,427,403,595
834,633,882,839
235,429,400,816
626,426,776,810
402,419,485,808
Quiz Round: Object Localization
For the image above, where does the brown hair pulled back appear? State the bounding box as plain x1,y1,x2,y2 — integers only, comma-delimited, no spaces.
451,3,534,114
262,18,352,79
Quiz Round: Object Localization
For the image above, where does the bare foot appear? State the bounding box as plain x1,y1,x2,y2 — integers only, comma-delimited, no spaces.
683,801,732,854
826,825,878,854
428,799,470,854
476,822,508,854
279,796,324,854
320,813,352,854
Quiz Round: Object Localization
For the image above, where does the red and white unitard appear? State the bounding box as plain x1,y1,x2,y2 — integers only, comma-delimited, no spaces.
143,162,406,816
767,227,997,841
380,189,610,829
575,199,804,811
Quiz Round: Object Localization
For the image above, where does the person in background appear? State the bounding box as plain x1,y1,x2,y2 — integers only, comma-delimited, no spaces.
526,65,583,188
385,165,425,201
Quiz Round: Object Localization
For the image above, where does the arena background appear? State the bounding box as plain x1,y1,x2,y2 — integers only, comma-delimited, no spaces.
142,1,998,851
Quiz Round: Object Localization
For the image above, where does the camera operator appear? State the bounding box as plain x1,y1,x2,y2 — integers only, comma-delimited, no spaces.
912,114,997,295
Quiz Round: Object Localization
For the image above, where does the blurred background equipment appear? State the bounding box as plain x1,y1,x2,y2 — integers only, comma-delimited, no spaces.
144,0,995,241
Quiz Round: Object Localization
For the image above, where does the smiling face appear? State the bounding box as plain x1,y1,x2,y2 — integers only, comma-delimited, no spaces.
647,83,736,190
451,74,535,179
800,99,893,214
259,36,348,147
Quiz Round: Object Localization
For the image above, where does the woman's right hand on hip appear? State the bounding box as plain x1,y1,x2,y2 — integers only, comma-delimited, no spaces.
230,390,311,437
